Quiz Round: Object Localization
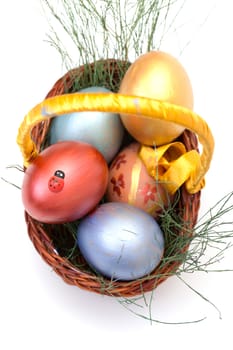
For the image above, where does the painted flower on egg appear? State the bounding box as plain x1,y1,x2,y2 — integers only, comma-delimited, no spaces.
106,143,171,217
110,173,125,196
142,183,158,204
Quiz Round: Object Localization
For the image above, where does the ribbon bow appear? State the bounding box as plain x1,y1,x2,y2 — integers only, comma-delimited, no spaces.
139,142,205,195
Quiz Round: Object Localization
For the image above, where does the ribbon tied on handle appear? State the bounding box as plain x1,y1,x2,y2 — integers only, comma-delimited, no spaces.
17,93,214,194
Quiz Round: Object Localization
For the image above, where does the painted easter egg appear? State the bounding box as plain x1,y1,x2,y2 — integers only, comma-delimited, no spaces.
119,51,194,146
22,141,108,224
76,202,165,281
48,86,124,163
106,143,170,217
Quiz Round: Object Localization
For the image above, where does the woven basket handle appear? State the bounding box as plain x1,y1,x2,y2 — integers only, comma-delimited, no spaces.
17,93,214,194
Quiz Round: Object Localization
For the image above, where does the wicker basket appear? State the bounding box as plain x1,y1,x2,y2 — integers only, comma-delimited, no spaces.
24,59,201,297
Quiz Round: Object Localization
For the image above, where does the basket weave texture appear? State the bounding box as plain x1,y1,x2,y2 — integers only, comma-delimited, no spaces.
25,59,201,297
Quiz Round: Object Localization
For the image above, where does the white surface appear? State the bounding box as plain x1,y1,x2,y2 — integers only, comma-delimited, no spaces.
1,1,233,349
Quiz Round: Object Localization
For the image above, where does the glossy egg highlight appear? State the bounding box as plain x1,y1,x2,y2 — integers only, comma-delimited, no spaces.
106,143,170,217
48,86,124,163
119,51,194,146
76,202,165,281
22,141,109,223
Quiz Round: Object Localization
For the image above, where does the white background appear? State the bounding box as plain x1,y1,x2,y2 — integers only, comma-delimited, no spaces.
1,0,233,349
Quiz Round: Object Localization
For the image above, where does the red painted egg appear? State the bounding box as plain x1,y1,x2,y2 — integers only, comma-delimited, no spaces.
22,141,109,223
106,143,171,218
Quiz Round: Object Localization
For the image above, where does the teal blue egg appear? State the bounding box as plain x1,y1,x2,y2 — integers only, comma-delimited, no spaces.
48,86,124,163
76,202,165,281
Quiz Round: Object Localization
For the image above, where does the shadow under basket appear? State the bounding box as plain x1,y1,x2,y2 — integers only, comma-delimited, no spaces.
24,59,201,298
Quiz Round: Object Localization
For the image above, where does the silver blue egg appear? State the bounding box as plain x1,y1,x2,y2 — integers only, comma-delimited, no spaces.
48,86,124,163
76,202,164,281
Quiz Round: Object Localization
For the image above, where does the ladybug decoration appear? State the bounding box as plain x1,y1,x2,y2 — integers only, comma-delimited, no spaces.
48,170,65,193
21,141,109,224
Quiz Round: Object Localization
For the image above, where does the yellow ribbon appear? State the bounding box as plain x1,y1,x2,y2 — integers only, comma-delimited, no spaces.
17,93,214,194
139,142,205,195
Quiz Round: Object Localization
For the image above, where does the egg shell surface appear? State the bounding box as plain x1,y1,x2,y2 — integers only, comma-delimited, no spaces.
76,202,165,281
106,143,170,217
119,51,194,146
48,86,124,163
22,141,109,224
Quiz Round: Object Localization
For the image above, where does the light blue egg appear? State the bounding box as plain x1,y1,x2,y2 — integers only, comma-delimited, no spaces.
48,86,124,163
76,202,164,281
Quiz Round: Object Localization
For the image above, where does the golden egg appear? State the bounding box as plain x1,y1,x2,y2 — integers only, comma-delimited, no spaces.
119,51,194,145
